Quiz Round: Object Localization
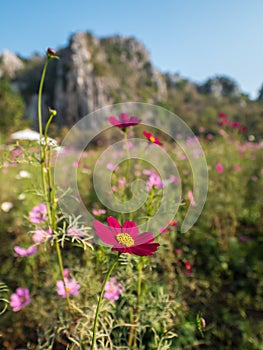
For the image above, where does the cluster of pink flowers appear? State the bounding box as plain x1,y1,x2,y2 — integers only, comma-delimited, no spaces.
103,277,124,302
217,113,247,133
14,204,52,258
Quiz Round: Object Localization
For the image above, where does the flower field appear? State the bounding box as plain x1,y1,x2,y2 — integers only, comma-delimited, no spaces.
0,50,263,350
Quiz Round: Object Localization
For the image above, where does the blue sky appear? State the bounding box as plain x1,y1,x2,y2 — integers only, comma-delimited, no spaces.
1,0,263,99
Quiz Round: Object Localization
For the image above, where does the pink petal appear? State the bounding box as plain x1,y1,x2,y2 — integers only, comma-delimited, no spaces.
107,217,121,233
133,232,154,246
109,116,119,126
94,220,116,245
131,242,160,256
112,246,133,254
122,220,138,236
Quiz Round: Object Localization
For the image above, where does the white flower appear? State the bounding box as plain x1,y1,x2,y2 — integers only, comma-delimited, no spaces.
1,202,14,212
18,193,26,200
16,170,31,179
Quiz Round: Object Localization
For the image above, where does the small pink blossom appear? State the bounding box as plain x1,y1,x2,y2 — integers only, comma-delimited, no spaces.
33,227,52,243
233,165,241,171
107,163,119,172
92,208,107,216
14,245,37,257
56,278,80,297
215,164,224,173
10,288,31,312
29,204,47,224
63,269,70,278
118,177,127,189
147,173,163,190
103,277,124,302
67,226,84,238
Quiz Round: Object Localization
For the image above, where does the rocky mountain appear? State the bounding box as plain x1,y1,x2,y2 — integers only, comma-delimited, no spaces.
1,31,263,136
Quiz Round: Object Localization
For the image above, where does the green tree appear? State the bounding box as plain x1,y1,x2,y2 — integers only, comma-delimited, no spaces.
0,79,26,135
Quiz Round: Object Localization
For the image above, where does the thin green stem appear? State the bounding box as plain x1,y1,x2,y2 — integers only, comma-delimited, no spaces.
37,59,50,213
133,260,143,348
91,253,120,350
37,54,71,314
55,239,72,312
123,130,130,180
123,130,133,221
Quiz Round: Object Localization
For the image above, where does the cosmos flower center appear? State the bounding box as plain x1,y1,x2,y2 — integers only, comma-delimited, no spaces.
20,297,26,303
116,233,134,247
149,136,155,142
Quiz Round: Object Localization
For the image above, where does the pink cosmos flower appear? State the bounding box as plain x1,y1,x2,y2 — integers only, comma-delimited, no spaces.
56,278,80,297
92,208,107,216
29,204,47,224
233,165,241,171
14,245,37,257
218,113,227,118
109,113,141,130
215,164,224,173
231,122,241,128
146,173,163,190
10,288,31,312
143,131,163,146
93,216,160,256
67,226,84,238
33,227,52,243
103,277,124,302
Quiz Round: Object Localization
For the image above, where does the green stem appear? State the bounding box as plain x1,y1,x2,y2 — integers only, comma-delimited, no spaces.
123,130,131,181
55,239,72,312
37,59,50,214
133,260,143,348
91,253,120,350
123,130,133,221
37,55,71,313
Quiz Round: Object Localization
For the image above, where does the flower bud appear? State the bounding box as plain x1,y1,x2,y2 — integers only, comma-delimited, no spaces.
49,107,57,117
46,48,58,59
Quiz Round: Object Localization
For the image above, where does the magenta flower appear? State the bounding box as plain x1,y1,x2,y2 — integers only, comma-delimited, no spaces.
10,288,31,312
29,204,47,224
143,131,163,146
14,245,37,257
103,277,124,302
109,113,141,130
56,278,80,297
33,227,52,243
67,226,84,238
215,164,224,173
93,216,160,256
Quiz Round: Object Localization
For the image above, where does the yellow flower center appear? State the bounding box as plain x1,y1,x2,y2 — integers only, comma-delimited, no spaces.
149,136,155,142
116,233,134,247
